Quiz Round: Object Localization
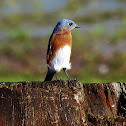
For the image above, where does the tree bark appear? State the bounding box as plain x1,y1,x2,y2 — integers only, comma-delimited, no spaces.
0,81,125,126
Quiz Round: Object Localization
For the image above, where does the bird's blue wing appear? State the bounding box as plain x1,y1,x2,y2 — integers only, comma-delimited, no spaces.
47,33,53,56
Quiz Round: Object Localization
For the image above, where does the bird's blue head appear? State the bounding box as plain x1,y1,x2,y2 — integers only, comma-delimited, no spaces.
54,19,80,33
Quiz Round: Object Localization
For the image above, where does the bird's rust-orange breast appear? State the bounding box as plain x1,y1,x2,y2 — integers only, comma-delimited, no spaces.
47,29,72,66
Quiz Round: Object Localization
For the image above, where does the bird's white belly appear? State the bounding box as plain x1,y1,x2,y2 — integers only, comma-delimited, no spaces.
51,45,71,72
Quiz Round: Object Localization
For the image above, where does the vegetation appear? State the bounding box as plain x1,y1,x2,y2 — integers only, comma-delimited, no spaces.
0,0,126,82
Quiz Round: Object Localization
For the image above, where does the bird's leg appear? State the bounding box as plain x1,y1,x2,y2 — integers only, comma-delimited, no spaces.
63,68,70,81
55,73,63,82
55,72,58,80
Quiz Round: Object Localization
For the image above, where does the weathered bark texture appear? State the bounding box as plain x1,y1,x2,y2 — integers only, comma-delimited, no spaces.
0,81,125,126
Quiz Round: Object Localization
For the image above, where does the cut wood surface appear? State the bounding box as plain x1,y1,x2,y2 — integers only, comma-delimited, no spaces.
0,81,126,126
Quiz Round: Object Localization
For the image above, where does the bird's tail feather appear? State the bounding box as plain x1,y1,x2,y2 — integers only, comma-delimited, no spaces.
44,69,56,81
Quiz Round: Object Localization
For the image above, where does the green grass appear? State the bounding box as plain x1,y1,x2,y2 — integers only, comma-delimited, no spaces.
0,72,44,82
0,0,126,83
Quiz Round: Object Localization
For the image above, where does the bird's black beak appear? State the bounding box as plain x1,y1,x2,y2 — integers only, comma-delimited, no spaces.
75,25,81,28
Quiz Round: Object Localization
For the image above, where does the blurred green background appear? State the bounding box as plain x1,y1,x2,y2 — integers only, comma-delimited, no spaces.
0,0,126,83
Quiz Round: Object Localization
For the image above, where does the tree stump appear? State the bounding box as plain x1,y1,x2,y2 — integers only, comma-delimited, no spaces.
0,81,125,126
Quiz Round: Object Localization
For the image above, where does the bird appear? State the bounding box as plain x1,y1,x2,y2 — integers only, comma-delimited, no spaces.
44,19,80,81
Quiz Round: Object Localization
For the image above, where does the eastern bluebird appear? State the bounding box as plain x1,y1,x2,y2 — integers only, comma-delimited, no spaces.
44,19,80,81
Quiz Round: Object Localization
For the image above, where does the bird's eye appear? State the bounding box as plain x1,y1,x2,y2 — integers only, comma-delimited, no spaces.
69,22,73,26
